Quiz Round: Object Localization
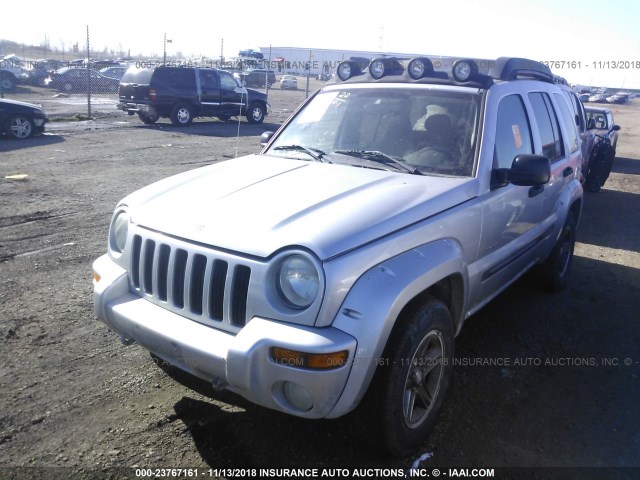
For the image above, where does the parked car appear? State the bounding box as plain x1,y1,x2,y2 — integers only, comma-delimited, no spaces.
588,93,607,103
0,54,29,91
27,59,66,86
279,75,298,90
117,65,268,125
240,69,276,88
99,66,128,80
584,106,621,192
0,98,48,139
556,79,596,185
94,56,583,457
45,67,120,93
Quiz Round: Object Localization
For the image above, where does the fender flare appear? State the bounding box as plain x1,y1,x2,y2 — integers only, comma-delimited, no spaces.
327,238,467,418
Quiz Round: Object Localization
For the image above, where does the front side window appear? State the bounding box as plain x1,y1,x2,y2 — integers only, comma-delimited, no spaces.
220,71,240,90
267,86,481,177
493,94,533,169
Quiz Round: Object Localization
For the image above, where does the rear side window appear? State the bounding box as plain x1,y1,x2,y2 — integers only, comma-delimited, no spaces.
121,66,154,84
528,92,564,161
493,94,533,169
155,68,196,89
553,93,579,153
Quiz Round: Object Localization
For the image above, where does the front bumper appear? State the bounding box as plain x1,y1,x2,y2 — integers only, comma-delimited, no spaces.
93,254,356,418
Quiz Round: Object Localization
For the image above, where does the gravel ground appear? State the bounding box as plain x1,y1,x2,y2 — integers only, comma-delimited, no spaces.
0,82,639,480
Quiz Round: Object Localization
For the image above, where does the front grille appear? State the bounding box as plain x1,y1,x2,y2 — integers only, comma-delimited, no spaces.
129,233,251,331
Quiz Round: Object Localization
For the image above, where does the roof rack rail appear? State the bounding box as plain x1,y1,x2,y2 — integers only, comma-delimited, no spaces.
491,57,554,84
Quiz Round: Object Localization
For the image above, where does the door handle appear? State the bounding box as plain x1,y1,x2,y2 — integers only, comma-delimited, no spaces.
563,167,574,177
529,185,544,198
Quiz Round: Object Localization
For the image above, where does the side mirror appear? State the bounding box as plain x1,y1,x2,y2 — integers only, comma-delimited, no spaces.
509,154,551,186
611,124,621,131
491,154,550,189
260,131,275,147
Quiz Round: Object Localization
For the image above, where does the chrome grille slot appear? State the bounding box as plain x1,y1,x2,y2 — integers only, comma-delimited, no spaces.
128,230,252,334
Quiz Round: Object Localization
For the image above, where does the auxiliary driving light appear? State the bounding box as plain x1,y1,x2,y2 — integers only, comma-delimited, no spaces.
407,57,435,79
336,61,360,81
452,59,479,82
369,59,387,79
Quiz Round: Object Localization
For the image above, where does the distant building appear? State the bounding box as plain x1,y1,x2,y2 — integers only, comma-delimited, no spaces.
258,46,424,77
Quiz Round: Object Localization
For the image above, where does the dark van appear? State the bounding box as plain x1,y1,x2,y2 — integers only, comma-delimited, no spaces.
240,69,276,88
117,65,269,126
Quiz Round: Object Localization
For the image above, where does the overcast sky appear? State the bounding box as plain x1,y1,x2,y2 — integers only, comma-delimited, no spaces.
3,0,640,88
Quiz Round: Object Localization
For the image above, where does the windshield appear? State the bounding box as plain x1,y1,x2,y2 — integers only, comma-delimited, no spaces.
266,85,481,176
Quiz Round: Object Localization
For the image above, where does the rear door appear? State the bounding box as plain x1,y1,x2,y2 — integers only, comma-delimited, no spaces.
527,91,579,229
198,69,221,115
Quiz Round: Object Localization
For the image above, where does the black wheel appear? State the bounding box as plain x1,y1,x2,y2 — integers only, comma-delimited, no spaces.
366,297,454,457
5,115,34,139
171,104,193,126
246,103,265,124
529,214,577,291
138,112,159,125
0,74,16,91
586,174,601,193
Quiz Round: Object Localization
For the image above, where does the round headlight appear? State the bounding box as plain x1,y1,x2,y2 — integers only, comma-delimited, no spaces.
452,59,478,82
110,210,129,254
277,254,320,309
369,59,386,79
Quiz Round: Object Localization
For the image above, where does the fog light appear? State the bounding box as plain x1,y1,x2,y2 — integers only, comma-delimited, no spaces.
283,382,313,412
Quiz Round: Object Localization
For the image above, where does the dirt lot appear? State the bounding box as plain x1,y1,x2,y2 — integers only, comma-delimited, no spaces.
1,82,639,480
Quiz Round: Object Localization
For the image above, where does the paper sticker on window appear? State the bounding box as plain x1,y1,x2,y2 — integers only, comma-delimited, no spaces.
512,124,522,149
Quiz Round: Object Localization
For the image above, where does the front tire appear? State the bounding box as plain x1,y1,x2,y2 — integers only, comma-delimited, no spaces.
171,104,193,126
6,115,34,139
367,297,454,457
246,103,265,124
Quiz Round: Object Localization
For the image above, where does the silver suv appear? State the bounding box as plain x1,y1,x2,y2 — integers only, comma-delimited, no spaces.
93,56,583,456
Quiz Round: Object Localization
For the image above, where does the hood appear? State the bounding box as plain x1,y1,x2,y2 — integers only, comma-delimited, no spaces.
0,98,44,111
124,155,477,260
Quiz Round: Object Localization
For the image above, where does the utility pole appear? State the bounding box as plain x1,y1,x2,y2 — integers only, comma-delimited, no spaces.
86,25,91,118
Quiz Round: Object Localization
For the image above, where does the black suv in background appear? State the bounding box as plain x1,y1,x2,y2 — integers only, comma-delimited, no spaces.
240,69,276,88
117,66,269,126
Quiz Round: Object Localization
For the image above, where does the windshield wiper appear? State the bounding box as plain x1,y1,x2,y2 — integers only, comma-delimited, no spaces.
272,145,330,163
333,150,422,175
